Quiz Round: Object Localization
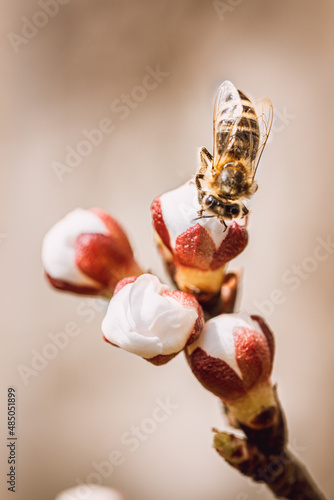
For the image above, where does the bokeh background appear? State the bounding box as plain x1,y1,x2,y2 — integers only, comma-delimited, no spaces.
1,1,334,499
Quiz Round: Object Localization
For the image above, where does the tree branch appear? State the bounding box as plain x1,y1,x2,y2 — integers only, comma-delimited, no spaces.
214,391,327,500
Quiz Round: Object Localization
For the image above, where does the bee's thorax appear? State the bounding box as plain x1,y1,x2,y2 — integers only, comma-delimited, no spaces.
213,162,250,199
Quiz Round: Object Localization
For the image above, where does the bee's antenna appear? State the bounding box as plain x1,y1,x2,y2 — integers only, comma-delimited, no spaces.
193,215,216,221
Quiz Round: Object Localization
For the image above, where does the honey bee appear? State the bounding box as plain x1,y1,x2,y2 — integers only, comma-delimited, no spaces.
195,80,273,228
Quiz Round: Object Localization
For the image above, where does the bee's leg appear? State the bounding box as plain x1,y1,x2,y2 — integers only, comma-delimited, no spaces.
220,218,228,231
200,147,213,173
195,175,206,218
197,204,204,217
241,204,249,217
195,173,204,191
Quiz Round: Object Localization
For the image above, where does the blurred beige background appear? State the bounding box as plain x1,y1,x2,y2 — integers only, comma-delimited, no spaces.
1,1,334,499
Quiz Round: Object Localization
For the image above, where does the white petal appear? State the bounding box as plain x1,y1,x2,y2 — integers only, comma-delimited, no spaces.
128,274,169,336
55,485,124,500
159,180,230,248
187,312,260,378
42,208,109,287
102,275,198,358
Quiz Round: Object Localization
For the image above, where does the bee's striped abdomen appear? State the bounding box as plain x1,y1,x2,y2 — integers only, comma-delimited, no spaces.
234,91,260,160
215,89,260,162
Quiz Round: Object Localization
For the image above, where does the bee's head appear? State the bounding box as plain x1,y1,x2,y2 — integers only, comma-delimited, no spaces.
204,195,241,219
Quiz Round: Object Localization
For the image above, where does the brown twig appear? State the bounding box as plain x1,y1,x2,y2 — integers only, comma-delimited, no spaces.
214,431,326,500
238,387,287,455
214,391,327,500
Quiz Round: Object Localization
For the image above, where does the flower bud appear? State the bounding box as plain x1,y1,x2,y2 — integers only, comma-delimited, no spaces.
42,208,142,297
102,274,204,365
213,430,250,465
55,485,125,500
186,312,276,427
151,181,248,302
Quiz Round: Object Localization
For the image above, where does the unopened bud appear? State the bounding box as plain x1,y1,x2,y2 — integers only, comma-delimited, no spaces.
42,208,142,297
151,181,248,302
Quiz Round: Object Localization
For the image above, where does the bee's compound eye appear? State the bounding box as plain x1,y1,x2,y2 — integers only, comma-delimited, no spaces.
205,195,216,207
230,204,240,217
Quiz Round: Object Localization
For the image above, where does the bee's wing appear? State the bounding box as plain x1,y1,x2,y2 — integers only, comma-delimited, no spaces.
251,96,273,178
213,81,243,167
